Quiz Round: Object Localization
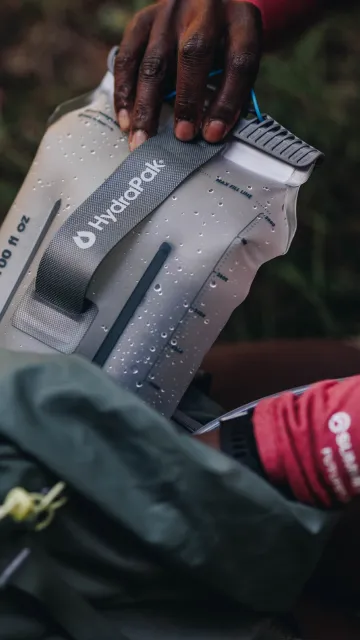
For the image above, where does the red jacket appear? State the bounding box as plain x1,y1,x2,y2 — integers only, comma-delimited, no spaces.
247,0,320,39
254,377,360,508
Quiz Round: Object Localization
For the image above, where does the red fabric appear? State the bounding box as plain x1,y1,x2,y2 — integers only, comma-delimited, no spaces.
244,0,320,34
253,377,360,508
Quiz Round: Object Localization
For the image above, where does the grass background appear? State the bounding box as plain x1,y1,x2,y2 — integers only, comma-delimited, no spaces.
1,1,360,343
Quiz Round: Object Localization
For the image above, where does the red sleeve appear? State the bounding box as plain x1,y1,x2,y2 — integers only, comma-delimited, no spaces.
253,376,360,508
245,0,321,39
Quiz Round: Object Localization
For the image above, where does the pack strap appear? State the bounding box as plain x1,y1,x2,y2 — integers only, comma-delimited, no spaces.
35,127,225,316
11,541,129,640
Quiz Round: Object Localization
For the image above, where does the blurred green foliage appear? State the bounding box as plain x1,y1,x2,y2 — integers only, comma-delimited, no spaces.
1,1,360,342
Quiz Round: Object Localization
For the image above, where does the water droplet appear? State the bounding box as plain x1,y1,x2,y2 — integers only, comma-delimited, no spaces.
154,283,162,293
267,201,271,206
210,280,217,288
194,211,199,216
253,205,257,210
171,339,177,346
172,196,177,201
208,188,214,193
248,185,252,190
85,121,90,127
37,179,42,185
263,186,269,191
67,133,72,139
197,249,202,254
177,266,183,272
132,366,139,375
218,201,223,207
183,301,189,308
101,325,108,332
90,150,95,155
271,228,275,232
66,204,71,210
161,332,167,339
136,381,143,388
204,319,210,325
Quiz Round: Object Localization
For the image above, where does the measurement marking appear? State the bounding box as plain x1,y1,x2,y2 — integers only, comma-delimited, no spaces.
78,113,114,131
84,108,120,129
170,344,184,354
191,307,206,318
145,208,271,390
147,380,161,391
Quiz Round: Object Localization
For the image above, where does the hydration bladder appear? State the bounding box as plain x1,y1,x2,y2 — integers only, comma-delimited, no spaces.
0,49,323,418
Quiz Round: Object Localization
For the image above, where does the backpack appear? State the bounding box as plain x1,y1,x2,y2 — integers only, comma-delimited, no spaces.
0,348,337,639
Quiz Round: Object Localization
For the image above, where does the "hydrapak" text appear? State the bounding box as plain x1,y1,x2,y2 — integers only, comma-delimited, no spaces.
73,160,165,249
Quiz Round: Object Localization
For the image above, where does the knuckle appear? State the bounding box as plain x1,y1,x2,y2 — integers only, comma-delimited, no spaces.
133,102,150,127
180,33,213,63
140,54,166,81
114,81,132,102
114,50,133,74
229,51,259,77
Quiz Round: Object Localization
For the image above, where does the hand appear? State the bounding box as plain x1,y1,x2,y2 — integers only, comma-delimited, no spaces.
114,0,262,151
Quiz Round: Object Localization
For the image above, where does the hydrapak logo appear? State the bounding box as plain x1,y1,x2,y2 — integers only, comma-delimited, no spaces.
73,230,96,249
72,160,165,249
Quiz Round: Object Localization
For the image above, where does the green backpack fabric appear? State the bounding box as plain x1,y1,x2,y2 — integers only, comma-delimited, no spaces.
0,348,337,639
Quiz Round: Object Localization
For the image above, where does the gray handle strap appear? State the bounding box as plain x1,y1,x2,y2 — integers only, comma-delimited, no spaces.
35,127,225,316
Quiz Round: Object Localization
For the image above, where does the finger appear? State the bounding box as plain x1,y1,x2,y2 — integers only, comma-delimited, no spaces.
114,5,157,132
202,2,262,143
174,2,221,142
130,3,176,151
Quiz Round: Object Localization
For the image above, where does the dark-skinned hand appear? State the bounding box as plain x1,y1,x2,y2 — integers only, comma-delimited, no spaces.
114,0,262,151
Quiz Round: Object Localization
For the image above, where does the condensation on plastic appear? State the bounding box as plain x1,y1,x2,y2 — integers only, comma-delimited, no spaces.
0,59,321,418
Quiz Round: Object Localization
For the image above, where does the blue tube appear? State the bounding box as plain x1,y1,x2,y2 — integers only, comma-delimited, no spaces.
250,89,264,122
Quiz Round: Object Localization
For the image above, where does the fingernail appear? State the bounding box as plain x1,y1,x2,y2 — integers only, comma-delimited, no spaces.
203,120,227,143
175,121,195,141
118,109,130,131
130,130,148,151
